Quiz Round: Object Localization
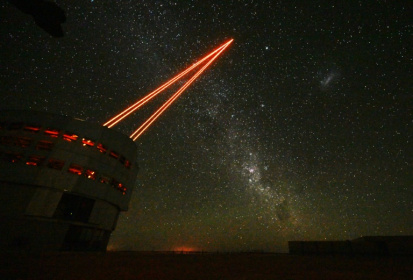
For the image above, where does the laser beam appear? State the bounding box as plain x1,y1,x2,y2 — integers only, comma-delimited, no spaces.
130,40,233,141
103,39,233,128
130,40,233,140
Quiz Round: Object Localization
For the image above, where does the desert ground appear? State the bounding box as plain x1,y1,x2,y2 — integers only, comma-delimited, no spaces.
1,251,412,280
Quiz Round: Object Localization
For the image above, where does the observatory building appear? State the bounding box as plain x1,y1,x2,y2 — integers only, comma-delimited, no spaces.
0,110,139,251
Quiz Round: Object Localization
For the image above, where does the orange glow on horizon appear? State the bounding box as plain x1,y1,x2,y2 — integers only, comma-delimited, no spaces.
173,246,198,253
103,39,234,140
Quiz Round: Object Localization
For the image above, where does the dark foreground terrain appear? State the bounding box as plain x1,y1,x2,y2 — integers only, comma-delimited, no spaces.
1,251,412,280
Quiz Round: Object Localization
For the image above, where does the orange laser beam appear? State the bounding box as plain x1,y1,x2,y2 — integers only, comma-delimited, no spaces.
103,40,232,128
104,42,227,128
104,60,204,128
130,40,233,140
130,40,233,141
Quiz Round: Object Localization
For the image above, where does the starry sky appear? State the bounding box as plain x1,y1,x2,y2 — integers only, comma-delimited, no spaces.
1,1,411,252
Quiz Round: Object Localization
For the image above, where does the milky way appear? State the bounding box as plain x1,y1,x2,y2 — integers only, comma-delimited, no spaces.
0,1,411,252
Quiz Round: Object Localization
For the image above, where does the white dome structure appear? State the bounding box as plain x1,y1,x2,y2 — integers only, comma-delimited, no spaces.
0,110,139,251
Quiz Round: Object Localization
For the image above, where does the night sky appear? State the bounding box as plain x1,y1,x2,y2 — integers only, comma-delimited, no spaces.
1,1,411,252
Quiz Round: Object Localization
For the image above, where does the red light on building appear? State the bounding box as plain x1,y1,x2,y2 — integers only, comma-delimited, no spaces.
24,125,41,133
99,176,110,184
68,164,82,175
44,129,60,138
117,183,127,194
82,138,95,147
110,179,126,194
63,133,78,142
84,169,96,180
26,155,45,166
109,151,119,159
124,160,131,169
96,143,107,154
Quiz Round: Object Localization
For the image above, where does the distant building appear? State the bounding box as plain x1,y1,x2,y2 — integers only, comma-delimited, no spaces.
0,110,139,251
289,236,413,256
